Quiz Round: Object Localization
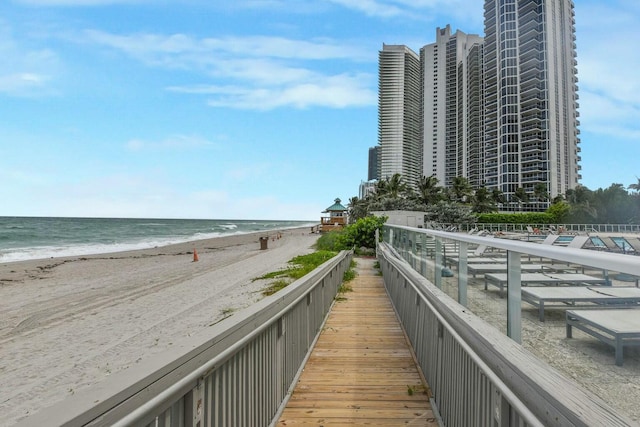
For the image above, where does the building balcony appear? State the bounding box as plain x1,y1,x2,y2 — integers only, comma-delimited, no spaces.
520,56,542,69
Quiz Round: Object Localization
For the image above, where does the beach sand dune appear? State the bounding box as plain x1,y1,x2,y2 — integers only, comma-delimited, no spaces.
0,228,319,425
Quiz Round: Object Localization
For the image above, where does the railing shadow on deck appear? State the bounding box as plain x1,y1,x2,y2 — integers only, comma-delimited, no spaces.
18,251,353,427
378,235,635,426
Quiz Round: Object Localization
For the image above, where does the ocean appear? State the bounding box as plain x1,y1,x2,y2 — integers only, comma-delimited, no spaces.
0,217,316,263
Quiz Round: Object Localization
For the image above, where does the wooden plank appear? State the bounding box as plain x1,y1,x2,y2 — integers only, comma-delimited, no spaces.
276,258,435,426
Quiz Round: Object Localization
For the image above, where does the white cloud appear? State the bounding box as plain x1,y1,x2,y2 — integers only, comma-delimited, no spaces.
1,171,319,219
169,72,376,110
575,1,640,140
0,73,50,95
326,0,482,25
83,30,369,64
83,29,377,110
0,21,59,96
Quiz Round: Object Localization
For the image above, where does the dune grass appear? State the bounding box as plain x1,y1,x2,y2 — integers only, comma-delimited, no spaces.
256,250,338,296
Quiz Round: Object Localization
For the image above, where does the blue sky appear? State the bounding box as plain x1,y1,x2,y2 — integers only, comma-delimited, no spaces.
0,0,638,220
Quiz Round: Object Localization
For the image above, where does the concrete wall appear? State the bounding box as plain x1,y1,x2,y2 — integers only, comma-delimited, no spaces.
371,210,427,228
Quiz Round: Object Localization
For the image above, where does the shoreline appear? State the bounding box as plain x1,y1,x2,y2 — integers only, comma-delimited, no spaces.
0,221,318,265
0,227,319,425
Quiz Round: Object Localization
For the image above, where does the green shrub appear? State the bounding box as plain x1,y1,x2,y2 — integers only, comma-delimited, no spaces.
546,201,571,223
335,216,387,250
477,212,554,224
315,231,342,251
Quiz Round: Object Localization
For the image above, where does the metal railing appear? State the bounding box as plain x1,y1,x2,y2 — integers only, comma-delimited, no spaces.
429,222,640,234
378,224,638,426
19,251,353,427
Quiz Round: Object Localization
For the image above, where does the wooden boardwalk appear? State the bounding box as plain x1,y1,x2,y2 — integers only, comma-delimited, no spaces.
277,257,437,426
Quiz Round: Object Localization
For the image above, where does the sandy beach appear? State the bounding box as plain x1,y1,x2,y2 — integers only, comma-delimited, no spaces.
3,228,639,425
0,228,319,425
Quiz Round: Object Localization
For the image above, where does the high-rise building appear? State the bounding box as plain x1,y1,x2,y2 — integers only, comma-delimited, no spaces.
377,44,422,188
421,26,484,188
368,146,380,181
483,0,581,210
374,0,580,211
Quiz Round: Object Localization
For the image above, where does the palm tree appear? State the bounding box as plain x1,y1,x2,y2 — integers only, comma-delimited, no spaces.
415,175,442,206
513,186,530,204
372,178,389,200
565,185,597,223
450,176,473,203
386,173,408,199
347,196,369,222
471,187,496,213
628,177,640,194
491,188,506,205
533,183,549,202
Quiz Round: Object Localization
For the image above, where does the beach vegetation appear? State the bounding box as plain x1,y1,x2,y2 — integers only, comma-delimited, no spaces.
315,216,386,253
342,260,357,283
256,250,338,295
336,216,387,250
315,231,342,251
338,283,353,293
262,279,290,296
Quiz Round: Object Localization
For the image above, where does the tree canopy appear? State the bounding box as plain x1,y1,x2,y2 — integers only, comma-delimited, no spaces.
349,175,640,225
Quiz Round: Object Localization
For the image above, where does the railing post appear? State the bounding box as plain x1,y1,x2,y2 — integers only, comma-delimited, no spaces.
458,241,468,307
506,251,522,343
421,232,427,277
411,231,417,269
184,382,203,427
434,238,442,289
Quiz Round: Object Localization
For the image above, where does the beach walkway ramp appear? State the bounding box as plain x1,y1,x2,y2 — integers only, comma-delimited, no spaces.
276,257,437,426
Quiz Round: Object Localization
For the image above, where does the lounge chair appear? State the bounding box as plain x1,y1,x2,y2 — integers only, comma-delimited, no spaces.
484,272,607,297
566,308,640,366
584,236,608,251
523,286,640,321
566,235,590,249
598,236,635,254
610,237,636,254
541,234,559,245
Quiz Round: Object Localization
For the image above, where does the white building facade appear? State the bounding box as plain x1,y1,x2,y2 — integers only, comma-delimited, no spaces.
483,0,581,210
377,44,422,188
421,26,484,188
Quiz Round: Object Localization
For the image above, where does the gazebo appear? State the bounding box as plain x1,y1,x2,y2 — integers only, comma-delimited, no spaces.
320,198,348,232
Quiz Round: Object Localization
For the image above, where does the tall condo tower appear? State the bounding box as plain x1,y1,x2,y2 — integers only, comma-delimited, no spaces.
421,25,484,188
483,0,581,210
377,44,422,187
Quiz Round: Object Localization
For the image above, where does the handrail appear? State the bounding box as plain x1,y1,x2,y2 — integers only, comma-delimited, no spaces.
18,250,353,427
418,227,640,276
429,222,640,234
378,241,634,426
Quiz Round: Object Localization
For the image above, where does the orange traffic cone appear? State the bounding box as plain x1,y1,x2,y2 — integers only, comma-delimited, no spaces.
193,248,199,262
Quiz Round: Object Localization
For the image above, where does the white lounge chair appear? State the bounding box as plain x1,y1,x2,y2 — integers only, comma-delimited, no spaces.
567,235,590,248
566,308,640,366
